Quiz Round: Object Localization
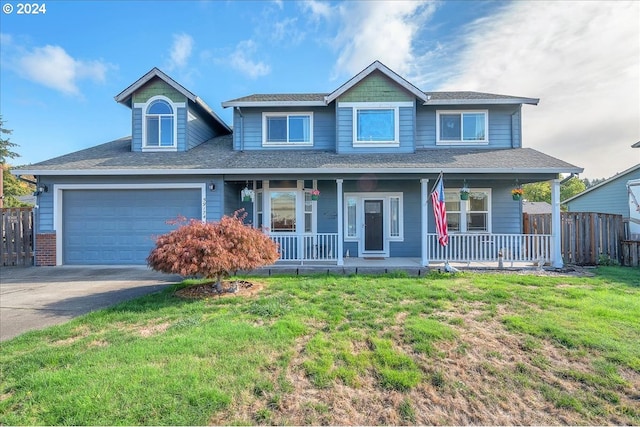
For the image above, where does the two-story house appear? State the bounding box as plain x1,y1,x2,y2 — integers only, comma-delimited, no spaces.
14,61,582,267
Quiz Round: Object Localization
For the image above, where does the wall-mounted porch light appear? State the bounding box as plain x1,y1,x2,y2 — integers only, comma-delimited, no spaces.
208,182,216,192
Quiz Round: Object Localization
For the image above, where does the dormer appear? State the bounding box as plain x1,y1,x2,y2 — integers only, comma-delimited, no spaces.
115,68,231,152
326,61,428,154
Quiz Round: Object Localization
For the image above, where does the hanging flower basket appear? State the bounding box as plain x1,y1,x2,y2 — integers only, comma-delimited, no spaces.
310,189,320,201
512,187,523,201
460,182,470,200
241,187,255,203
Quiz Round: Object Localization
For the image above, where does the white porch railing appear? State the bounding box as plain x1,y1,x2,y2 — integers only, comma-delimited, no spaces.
269,233,339,262
427,233,552,264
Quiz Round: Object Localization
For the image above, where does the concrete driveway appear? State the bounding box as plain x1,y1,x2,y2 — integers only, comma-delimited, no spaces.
0,266,182,341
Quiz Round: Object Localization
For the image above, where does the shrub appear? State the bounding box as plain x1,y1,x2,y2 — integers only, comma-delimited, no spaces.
147,210,279,290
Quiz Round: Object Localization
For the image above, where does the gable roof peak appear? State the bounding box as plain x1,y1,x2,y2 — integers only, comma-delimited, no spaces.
325,60,428,104
114,67,231,134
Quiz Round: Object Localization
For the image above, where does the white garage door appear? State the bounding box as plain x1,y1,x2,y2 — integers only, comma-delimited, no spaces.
63,189,202,265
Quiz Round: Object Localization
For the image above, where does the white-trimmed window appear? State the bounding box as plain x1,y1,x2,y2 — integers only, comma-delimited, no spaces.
136,95,183,151
444,189,491,232
436,110,488,144
342,102,412,147
263,113,313,146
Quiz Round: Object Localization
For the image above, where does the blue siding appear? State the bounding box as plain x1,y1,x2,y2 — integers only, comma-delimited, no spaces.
232,106,336,151
176,107,187,151
337,106,415,154
187,107,217,150
416,105,520,149
567,167,640,218
132,107,143,152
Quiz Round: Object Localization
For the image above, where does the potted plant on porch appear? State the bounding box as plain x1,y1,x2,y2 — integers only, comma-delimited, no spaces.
310,189,320,201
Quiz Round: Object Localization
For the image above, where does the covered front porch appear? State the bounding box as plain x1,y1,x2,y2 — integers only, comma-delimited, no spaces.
267,232,554,267
226,175,564,268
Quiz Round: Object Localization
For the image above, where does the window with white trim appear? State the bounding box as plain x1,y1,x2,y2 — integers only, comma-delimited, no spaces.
351,104,402,147
263,113,313,146
145,99,176,148
444,189,491,232
436,110,488,144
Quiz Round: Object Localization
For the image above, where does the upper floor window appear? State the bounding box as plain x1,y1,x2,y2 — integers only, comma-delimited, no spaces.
263,113,313,146
345,102,412,148
436,110,488,144
144,97,177,149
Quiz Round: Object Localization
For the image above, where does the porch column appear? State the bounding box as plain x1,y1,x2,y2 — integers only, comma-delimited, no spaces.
421,179,429,267
337,179,344,266
551,178,563,268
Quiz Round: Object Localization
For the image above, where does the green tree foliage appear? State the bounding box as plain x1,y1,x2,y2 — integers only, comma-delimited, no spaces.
0,117,32,207
0,116,19,164
561,176,586,201
522,181,551,202
2,165,33,207
147,211,280,291
522,176,587,204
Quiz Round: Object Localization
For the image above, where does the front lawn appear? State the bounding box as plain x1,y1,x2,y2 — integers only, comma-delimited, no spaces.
1,267,639,425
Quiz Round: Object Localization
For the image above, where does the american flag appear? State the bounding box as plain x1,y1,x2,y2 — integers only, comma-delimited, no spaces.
431,173,448,246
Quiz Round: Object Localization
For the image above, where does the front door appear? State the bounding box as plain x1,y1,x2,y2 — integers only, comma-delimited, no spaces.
364,200,384,251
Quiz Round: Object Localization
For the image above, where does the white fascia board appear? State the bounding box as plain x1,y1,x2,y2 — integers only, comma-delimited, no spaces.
221,101,327,108
14,166,584,176
424,98,539,106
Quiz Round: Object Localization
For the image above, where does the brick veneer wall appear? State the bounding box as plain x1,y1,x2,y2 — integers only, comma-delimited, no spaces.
35,233,56,266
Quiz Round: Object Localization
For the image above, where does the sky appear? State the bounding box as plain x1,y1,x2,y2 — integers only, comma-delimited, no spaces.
1,0,638,180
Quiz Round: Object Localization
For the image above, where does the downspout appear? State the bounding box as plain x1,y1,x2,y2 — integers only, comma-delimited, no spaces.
236,107,244,152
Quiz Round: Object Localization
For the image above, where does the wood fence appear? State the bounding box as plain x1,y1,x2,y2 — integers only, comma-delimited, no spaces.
621,241,640,267
1,207,34,266
524,212,625,265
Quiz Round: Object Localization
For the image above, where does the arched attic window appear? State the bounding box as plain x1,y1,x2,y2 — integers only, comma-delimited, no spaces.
145,99,175,148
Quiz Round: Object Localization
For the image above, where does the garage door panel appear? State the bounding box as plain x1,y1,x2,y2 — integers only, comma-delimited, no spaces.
63,189,201,265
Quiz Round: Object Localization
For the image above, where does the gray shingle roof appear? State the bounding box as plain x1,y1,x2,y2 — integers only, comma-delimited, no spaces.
224,93,328,103
222,91,538,107
14,135,582,176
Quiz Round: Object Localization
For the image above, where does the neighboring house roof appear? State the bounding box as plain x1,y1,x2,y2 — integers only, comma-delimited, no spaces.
522,201,552,214
221,60,539,108
14,135,582,176
15,195,36,206
115,67,231,134
563,163,640,204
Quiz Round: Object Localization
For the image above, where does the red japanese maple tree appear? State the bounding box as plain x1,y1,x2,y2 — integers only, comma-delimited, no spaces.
147,210,279,291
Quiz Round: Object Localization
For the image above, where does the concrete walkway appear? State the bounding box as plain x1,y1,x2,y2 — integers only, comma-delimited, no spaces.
0,266,182,341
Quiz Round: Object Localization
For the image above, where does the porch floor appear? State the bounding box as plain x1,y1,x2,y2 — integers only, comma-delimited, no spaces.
253,257,542,276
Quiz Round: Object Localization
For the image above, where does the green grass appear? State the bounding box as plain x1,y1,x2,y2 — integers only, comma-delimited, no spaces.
1,266,639,425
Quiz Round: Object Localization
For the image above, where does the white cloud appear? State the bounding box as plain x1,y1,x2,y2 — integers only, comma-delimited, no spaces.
301,0,332,22
17,45,108,96
328,1,436,79
229,40,271,79
439,1,640,179
168,33,194,70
